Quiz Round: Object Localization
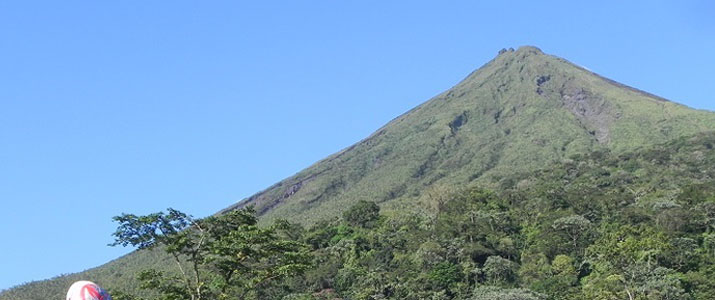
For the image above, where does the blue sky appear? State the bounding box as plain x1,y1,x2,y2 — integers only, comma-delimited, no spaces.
1,0,713,291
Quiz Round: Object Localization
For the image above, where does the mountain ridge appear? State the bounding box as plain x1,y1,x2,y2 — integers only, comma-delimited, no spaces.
227,45,715,225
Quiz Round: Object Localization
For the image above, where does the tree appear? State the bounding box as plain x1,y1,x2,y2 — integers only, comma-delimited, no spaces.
582,225,678,300
343,200,380,228
651,200,686,233
429,262,462,291
111,207,313,300
666,237,697,271
550,255,577,278
483,256,518,285
203,210,313,299
529,255,579,299
111,208,203,300
552,215,592,254
517,251,550,285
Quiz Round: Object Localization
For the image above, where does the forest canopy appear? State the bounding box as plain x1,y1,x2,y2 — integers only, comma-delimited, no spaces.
106,133,715,300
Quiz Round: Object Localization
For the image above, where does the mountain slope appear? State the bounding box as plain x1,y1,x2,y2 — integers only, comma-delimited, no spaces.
2,46,714,299
227,46,715,224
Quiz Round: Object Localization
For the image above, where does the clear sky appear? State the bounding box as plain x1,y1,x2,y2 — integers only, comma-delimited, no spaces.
1,0,713,291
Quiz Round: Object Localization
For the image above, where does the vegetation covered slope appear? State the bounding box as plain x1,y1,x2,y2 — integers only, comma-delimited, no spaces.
226,46,715,225
279,131,715,300
5,132,715,299
2,46,714,298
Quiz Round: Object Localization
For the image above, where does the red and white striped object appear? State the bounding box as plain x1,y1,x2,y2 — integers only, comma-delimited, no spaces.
66,281,112,300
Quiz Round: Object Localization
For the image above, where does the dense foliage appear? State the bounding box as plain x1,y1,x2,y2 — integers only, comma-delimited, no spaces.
109,207,313,300
267,132,715,300
3,132,714,299
87,132,715,300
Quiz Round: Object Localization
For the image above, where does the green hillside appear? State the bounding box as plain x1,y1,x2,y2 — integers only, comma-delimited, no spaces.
281,131,715,299
2,46,714,299
228,46,714,224
6,131,715,299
